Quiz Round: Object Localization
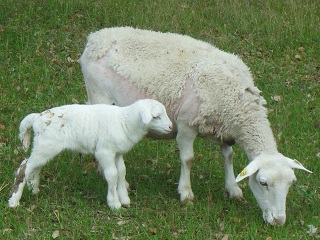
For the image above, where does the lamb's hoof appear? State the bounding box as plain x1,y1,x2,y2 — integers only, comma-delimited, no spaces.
121,203,131,209
119,197,130,207
108,202,122,210
179,190,195,203
180,195,194,205
125,181,130,190
32,188,39,195
8,199,20,208
182,199,194,205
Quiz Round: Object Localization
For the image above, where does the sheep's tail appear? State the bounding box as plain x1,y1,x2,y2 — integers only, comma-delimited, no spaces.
19,113,40,152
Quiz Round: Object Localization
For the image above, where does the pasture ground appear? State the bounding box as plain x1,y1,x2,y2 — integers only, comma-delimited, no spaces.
0,1,319,239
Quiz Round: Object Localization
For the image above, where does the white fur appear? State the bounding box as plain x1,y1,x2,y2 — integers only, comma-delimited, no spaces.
79,27,311,225
8,99,172,209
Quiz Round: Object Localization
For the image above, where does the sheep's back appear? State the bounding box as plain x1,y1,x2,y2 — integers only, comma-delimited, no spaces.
84,27,267,139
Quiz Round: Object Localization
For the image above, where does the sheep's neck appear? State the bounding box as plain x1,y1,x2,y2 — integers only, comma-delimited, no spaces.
236,119,278,161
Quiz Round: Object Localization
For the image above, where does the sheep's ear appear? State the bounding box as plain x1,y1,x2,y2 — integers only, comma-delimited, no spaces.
235,160,260,182
140,109,153,125
287,158,312,173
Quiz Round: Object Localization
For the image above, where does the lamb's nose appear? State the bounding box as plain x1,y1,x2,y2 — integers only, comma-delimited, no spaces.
168,124,173,131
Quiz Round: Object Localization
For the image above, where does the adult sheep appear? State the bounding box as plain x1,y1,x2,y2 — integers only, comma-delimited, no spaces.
79,26,311,225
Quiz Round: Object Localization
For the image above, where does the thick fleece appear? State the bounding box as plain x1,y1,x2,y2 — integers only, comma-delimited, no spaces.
80,27,312,226
83,27,266,142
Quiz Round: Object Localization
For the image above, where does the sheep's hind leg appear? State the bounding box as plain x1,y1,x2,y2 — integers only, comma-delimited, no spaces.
176,124,198,203
115,154,130,207
95,150,121,210
8,159,28,207
221,145,244,201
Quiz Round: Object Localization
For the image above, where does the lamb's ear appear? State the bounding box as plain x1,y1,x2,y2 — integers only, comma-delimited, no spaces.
235,160,260,182
287,158,312,173
140,108,153,125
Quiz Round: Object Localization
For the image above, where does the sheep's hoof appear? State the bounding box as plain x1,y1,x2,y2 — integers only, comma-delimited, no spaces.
225,191,247,203
238,197,247,204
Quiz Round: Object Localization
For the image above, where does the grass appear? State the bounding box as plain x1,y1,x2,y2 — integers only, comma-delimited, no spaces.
0,0,319,239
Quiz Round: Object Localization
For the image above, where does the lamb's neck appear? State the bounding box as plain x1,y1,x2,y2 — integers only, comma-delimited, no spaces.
236,119,278,161
122,110,148,145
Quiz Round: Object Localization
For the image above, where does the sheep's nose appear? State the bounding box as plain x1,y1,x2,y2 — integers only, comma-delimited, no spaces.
168,124,173,131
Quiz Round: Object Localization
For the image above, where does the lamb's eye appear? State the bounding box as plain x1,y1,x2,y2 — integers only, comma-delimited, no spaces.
153,116,161,120
260,180,268,187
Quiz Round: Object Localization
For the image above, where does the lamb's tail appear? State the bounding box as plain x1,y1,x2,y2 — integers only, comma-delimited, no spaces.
19,113,40,152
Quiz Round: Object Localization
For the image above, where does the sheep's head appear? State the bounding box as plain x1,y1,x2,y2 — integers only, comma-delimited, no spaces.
236,153,311,226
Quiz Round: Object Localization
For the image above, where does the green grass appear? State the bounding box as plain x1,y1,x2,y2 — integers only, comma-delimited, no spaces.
1,0,319,239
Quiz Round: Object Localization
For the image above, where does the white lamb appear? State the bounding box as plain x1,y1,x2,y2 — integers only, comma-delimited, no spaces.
79,27,312,225
8,99,173,209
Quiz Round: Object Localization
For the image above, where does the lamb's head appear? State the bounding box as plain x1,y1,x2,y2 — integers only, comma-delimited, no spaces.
139,99,173,134
235,153,311,226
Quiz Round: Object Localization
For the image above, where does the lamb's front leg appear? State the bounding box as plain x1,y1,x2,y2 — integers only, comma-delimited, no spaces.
95,150,121,210
115,154,130,207
221,145,244,201
176,124,198,202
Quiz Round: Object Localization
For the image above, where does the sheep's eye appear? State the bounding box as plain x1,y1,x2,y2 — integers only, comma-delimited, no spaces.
260,180,268,187
153,116,161,120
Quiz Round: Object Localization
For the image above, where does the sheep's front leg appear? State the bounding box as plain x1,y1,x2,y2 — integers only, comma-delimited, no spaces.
95,150,121,210
115,154,130,207
176,124,198,202
221,145,244,200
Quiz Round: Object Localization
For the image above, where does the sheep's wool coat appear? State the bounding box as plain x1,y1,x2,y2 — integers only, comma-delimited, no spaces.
85,27,267,139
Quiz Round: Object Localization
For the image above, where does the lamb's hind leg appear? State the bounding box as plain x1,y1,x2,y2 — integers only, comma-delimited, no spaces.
8,154,49,207
25,145,62,194
221,144,244,201
9,142,62,207
8,159,28,207
176,123,198,202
